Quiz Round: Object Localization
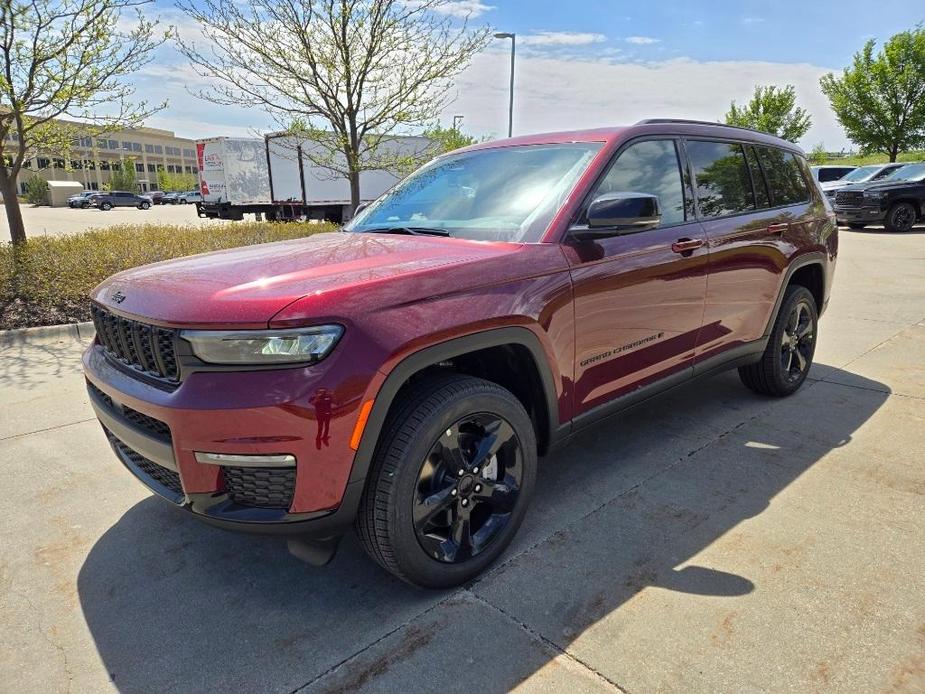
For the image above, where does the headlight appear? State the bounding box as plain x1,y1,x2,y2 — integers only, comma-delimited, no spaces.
181,325,343,365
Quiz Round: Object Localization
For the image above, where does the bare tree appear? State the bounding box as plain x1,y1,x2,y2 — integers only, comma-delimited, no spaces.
0,0,165,243
177,0,490,213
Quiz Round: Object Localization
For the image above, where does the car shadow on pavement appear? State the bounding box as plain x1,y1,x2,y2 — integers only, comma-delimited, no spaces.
77,368,890,693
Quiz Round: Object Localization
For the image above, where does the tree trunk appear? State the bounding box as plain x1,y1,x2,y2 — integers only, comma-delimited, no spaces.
347,169,361,218
0,170,27,244
889,145,899,163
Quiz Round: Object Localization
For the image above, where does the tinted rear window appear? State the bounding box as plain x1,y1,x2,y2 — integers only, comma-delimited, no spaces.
744,146,771,208
757,147,810,206
687,140,754,218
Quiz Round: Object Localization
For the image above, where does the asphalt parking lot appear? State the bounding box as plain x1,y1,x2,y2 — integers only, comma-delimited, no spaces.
1,202,225,237
1,225,924,693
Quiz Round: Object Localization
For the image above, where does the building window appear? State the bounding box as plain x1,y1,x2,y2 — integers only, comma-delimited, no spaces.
133,142,142,152
136,162,144,172
84,159,96,170
108,139,118,150
97,139,108,149
184,165,192,173
70,159,82,169
38,157,51,169
20,181,28,195
89,181,99,190
100,161,111,171
183,148,195,158
147,163,156,172
80,137,93,148
154,145,163,154
145,144,154,153
192,166,198,174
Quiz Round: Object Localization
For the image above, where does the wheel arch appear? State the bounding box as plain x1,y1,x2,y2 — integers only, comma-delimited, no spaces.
763,253,827,337
349,327,562,486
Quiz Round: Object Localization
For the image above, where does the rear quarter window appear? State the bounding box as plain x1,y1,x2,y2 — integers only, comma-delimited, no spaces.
757,147,810,206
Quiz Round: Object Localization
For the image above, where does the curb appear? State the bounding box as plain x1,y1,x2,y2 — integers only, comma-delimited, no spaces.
0,321,96,347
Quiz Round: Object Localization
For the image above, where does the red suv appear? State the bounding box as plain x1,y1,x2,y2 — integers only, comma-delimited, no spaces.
84,120,837,588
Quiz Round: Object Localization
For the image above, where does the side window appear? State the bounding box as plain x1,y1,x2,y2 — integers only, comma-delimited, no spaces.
872,166,897,180
687,140,754,218
757,147,810,206
744,146,771,208
587,139,687,227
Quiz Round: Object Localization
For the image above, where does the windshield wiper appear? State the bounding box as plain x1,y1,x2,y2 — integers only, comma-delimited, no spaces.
363,226,451,237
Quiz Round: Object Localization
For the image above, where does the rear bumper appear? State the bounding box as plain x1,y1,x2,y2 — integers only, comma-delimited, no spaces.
83,342,370,538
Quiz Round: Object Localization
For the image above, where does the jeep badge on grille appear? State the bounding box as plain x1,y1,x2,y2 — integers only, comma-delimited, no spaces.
111,290,126,304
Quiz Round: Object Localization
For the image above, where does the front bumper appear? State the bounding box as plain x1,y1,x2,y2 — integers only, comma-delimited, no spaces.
83,342,370,537
835,205,885,225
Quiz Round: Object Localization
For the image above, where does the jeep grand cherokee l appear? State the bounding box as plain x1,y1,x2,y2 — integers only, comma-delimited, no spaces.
83,119,837,588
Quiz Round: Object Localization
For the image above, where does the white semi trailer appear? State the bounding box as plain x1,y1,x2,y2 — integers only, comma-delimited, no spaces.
196,134,431,223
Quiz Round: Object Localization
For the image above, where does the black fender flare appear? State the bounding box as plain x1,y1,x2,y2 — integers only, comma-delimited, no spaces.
763,252,827,337
348,326,562,486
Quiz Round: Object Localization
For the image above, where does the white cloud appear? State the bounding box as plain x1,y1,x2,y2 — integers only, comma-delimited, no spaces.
444,53,848,149
519,31,607,47
625,36,660,45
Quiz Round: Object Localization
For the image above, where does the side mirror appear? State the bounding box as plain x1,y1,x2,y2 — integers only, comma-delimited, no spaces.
573,192,661,240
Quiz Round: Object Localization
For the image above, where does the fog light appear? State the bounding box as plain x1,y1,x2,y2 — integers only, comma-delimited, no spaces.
194,452,296,467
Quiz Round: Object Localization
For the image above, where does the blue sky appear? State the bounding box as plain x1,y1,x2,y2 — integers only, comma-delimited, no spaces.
136,0,925,151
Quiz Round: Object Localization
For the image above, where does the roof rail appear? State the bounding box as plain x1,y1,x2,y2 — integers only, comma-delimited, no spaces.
635,118,765,135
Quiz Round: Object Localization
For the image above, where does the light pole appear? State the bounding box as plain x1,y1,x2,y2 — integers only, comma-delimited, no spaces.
452,115,464,131
494,32,515,138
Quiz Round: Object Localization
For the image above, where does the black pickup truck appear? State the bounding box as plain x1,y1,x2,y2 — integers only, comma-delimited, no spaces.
834,163,925,231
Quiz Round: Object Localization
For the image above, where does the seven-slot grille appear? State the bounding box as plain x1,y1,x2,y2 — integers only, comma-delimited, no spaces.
834,190,865,207
90,304,179,382
223,466,296,509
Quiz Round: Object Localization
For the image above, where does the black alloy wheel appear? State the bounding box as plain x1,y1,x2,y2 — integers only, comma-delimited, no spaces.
885,202,916,233
412,413,523,564
780,299,815,384
738,284,818,397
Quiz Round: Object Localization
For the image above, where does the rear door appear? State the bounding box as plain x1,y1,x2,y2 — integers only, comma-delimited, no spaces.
564,138,708,415
689,140,813,362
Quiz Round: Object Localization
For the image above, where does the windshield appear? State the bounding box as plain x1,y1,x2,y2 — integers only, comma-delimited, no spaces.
840,165,883,182
883,163,925,182
346,142,603,242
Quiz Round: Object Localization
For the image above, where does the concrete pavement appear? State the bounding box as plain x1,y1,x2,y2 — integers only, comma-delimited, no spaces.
1,227,923,693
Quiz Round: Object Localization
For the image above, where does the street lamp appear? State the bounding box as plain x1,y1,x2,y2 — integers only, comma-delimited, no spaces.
452,114,464,131
494,32,515,138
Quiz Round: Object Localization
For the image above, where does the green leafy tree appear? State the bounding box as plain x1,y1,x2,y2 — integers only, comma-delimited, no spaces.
808,142,828,164
820,26,925,162
108,160,138,191
24,174,48,204
156,169,197,192
423,124,480,154
178,0,490,213
725,84,812,143
0,0,165,243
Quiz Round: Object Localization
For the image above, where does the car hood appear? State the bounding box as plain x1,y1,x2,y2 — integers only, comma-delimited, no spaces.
820,180,858,191
91,232,524,328
837,180,917,193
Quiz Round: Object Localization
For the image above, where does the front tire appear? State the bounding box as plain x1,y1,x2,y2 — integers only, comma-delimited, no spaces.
356,374,536,589
884,202,916,233
99,202,112,211
138,201,150,210
738,285,818,397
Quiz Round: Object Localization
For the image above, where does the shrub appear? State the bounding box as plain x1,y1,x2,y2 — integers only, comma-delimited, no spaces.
0,220,337,329
25,175,49,205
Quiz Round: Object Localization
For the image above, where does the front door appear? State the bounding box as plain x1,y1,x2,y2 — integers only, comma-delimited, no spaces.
562,138,708,416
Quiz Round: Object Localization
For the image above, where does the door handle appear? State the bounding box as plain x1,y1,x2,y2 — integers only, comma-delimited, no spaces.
767,223,789,234
671,238,704,254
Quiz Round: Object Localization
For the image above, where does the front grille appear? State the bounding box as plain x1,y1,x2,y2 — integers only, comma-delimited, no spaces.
223,466,295,509
87,380,172,443
122,407,172,442
105,428,183,498
91,304,179,383
835,190,865,207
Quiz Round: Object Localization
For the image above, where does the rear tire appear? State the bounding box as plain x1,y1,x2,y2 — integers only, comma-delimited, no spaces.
738,285,818,397
99,202,112,211
139,201,150,210
884,202,916,233
356,373,536,589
